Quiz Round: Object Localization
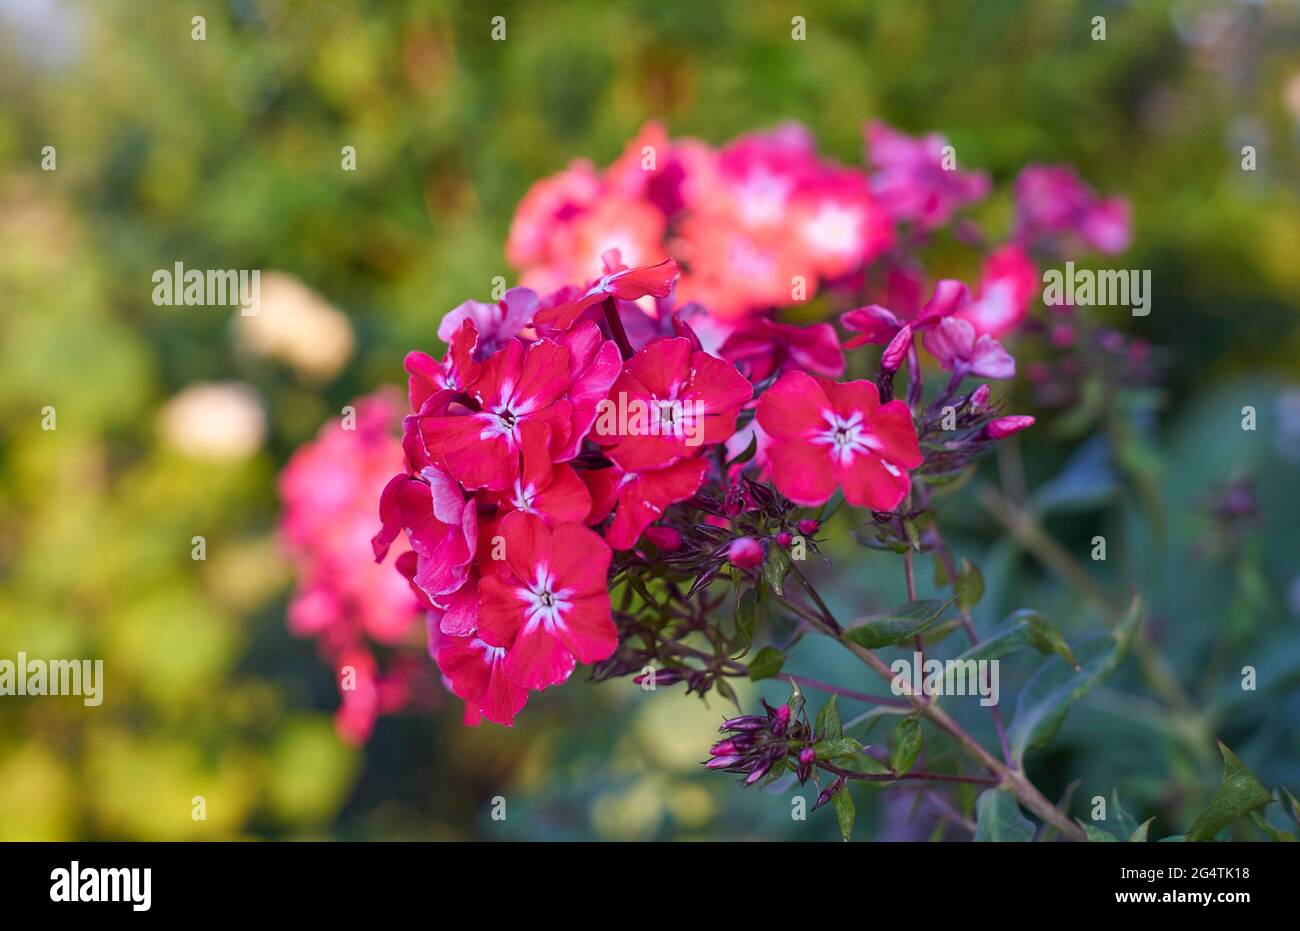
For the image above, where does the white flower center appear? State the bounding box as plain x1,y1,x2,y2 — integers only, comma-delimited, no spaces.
812,410,882,465
518,565,574,633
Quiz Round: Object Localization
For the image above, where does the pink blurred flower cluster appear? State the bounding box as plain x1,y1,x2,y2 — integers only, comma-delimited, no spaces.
278,391,428,743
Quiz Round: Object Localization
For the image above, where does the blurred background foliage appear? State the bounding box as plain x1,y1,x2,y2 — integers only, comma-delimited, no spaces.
0,0,1297,840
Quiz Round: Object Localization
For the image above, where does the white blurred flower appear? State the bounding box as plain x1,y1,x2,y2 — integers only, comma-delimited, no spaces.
236,272,353,381
159,382,266,461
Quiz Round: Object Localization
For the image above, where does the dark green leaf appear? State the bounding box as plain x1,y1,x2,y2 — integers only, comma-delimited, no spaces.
956,610,1078,669
1111,790,1140,838
814,695,841,739
1184,742,1274,841
1007,595,1141,762
763,545,792,596
973,789,1034,842
1250,811,1295,842
932,554,950,588
732,587,758,653
1282,788,1300,828
1129,818,1155,842
956,558,984,611
713,677,740,710
747,646,784,680
843,597,955,650
1082,822,1119,842
890,715,922,775
813,737,862,761
832,785,855,842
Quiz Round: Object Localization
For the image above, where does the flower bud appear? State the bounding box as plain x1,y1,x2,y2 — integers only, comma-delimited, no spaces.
771,703,792,735
706,755,744,769
776,531,794,547
797,519,820,536
798,746,816,766
985,415,1036,440
644,525,683,552
710,739,742,756
745,760,773,784
813,776,846,811
727,536,764,570
881,324,913,374
720,715,766,732
634,667,685,686
969,384,990,413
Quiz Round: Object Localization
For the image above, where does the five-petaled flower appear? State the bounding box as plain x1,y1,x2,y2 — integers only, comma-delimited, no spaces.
757,372,923,510
477,512,618,690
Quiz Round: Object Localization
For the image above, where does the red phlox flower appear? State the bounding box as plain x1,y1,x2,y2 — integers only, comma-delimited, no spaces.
429,621,530,728
595,336,752,471
756,372,923,510
719,317,846,382
415,336,575,490
789,167,893,280
954,245,1038,338
532,254,679,331
477,512,618,690
582,457,711,551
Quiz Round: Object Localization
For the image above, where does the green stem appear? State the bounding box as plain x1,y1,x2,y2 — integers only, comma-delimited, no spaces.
777,582,1086,841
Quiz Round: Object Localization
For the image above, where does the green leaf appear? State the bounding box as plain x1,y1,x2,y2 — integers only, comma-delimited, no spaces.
832,785,856,842
932,554,950,589
713,677,740,711
843,597,955,650
1184,742,1274,841
763,545,792,596
814,695,841,739
732,588,758,653
1082,822,1119,842
747,646,784,680
813,737,862,761
1007,595,1141,762
836,752,891,775
890,715,922,775
956,610,1079,670
1250,811,1295,842
956,558,984,611
1111,790,1140,839
973,789,1034,842
1129,818,1155,842
1282,788,1300,828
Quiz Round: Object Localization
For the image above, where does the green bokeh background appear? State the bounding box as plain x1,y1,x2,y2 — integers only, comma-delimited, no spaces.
1,0,1297,841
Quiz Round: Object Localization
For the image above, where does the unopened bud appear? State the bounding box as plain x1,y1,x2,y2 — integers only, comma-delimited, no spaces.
706,755,744,769
721,715,766,732
644,525,683,552
985,415,1035,439
969,384,990,412
881,324,913,374
797,519,819,536
813,776,846,811
727,536,764,570
776,531,794,547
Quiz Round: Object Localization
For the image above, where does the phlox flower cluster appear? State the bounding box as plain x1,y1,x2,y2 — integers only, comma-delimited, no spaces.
280,119,1132,732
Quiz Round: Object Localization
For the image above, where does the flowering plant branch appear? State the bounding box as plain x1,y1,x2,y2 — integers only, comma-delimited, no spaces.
286,120,1191,838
